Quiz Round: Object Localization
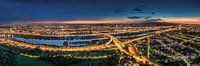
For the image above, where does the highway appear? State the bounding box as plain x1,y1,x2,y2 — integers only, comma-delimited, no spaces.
96,32,150,64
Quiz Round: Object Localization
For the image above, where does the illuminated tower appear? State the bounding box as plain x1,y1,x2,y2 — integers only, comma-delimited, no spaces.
178,25,182,30
128,46,138,56
147,37,150,58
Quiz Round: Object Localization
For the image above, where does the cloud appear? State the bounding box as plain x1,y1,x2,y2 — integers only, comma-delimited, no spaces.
133,5,146,12
146,18,163,22
127,16,141,19
127,16,151,19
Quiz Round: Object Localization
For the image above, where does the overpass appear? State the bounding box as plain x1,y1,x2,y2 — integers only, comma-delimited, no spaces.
94,32,150,64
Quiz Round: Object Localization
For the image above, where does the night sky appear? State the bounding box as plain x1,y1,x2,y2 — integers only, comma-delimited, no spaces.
0,0,200,24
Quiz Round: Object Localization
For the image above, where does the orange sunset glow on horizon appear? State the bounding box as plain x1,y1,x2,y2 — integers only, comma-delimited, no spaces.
28,17,200,24
29,19,143,24
162,17,200,24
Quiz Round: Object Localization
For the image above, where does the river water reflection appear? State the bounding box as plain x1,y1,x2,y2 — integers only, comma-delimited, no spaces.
10,33,146,46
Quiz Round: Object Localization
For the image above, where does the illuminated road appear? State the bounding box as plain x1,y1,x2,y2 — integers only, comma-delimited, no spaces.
166,34,200,54
96,32,150,64
155,39,190,66
0,44,114,60
122,27,178,44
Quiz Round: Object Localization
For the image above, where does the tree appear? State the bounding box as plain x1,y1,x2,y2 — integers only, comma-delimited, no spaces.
0,47,17,66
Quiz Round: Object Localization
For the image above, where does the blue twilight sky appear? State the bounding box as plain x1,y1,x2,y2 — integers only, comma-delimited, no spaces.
0,0,200,23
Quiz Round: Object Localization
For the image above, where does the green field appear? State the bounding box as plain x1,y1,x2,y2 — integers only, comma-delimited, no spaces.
16,55,55,66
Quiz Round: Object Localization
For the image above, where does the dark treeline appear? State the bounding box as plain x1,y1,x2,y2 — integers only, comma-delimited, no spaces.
0,44,119,66
0,45,17,66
